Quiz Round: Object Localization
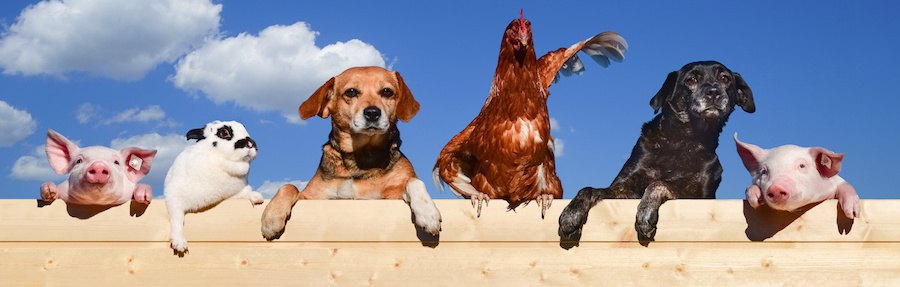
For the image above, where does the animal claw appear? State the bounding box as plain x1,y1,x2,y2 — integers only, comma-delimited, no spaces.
538,194,554,219
470,192,489,217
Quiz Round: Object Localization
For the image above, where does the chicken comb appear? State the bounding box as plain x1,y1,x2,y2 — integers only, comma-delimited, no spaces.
519,9,526,31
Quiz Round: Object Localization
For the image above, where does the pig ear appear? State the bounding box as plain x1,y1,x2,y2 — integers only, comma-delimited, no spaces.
120,148,157,182
45,129,80,175
299,77,335,120
734,133,766,173
810,147,844,178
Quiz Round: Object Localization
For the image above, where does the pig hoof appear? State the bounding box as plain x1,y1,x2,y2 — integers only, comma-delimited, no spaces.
40,182,58,203
170,238,189,256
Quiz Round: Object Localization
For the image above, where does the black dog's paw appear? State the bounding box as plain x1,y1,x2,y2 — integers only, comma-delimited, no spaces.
635,209,659,246
558,205,588,244
635,220,657,246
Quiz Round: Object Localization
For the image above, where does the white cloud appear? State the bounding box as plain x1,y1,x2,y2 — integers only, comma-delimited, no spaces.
256,179,308,199
76,104,176,127
553,137,565,157
0,100,37,147
104,105,166,125
172,22,385,122
550,117,560,131
75,103,99,124
110,133,191,187
0,0,221,80
10,145,64,181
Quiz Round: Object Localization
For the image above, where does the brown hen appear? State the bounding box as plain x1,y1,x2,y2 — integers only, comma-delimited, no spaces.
432,10,628,218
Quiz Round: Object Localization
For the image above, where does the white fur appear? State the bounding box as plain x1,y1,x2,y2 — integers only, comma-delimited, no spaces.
164,120,262,255
403,178,441,235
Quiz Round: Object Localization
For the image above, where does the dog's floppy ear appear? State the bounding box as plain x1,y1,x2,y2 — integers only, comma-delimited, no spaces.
733,73,755,113
650,71,679,114
300,77,335,119
394,72,420,122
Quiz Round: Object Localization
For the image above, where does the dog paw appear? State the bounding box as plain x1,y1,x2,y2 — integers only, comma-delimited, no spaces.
247,191,264,205
413,204,442,236
558,205,587,242
635,211,658,244
132,184,152,204
261,215,287,241
40,182,58,203
170,237,189,256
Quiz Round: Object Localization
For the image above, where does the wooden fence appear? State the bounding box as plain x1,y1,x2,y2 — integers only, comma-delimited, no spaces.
1,199,898,286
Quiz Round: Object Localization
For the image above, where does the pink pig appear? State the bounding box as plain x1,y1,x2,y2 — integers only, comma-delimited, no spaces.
734,133,860,218
39,129,158,206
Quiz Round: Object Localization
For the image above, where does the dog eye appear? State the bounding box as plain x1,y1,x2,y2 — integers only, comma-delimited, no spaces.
719,74,731,84
344,88,360,98
685,76,698,85
380,88,394,98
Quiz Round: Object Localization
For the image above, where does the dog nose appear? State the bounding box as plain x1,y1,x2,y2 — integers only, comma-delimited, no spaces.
363,106,381,122
705,88,720,97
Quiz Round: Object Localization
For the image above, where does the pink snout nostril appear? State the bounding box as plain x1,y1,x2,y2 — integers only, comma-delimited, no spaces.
85,162,110,184
766,184,790,203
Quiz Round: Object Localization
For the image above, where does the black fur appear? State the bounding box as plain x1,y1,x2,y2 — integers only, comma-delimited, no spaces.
234,137,257,150
558,61,755,245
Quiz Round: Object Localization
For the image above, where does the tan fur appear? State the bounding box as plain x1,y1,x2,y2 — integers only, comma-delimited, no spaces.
262,66,438,239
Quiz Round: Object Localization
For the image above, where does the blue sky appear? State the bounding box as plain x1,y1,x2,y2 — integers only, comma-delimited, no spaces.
0,1,898,200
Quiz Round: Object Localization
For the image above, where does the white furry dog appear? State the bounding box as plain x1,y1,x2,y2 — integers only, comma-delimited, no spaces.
165,120,263,255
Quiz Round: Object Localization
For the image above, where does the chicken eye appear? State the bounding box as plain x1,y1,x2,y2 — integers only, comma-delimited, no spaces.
344,88,360,98
379,88,394,98
719,74,731,84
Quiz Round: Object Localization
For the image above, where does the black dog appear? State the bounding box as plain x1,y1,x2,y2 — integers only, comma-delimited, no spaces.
558,61,755,245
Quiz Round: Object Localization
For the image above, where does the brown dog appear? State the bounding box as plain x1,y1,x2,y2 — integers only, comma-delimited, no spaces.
260,66,441,240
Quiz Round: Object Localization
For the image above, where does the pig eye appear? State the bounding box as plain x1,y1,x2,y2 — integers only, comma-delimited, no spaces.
75,159,83,164
799,163,807,169
114,160,120,166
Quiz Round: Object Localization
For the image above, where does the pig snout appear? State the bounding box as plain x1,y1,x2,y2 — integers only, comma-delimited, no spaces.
85,162,111,184
765,177,795,204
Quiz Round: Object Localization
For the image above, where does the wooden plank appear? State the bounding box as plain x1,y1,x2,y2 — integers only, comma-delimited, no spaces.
1,199,898,243
2,242,899,286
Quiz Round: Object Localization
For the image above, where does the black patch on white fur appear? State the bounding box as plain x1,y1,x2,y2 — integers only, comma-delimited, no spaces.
212,141,217,147
234,137,257,150
216,126,234,140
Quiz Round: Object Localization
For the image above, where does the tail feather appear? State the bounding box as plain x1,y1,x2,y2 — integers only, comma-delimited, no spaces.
431,167,445,192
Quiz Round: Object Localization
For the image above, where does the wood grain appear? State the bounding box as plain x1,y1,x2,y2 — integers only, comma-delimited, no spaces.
2,199,899,286
1,199,897,242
